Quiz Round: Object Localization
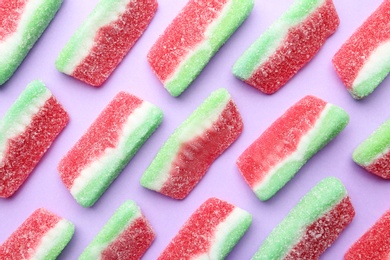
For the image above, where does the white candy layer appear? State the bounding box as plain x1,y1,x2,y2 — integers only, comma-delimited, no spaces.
70,101,154,197
61,0,131,74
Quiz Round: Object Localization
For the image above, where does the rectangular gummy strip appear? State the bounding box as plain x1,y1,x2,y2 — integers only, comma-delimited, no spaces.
79,200,155,259
237,95,349,201
147,0,254,97
332,0,390,99
345,209,390,259
252,177,355,259
0,208,74,259
158,197,252,259
140,88,243,199
0,80,69,198
353,118,390,179
58,92,163,207
233,0,339,94
56,0,157,86
0,0,62,85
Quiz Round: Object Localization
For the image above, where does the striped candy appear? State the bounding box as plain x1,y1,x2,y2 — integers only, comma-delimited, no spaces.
58,92,163,207
333,0,390,99
56,0,157,86
147,0,254,97
80,201,155,259
0,0,62,85
353,118,390,179
0,208,74,259
252,177,355,259
141,88,243,199
0,80,69,198
233,0,339,94
237,95,349,201
158,197,252,259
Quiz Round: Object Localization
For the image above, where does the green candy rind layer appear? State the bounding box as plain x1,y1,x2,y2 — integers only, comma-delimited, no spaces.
233,0,323,80
165,0,254,97
140,88,230,190
252,177,347,260
353,118,390,166
255,105,349,201
45,220,75,260
79,201,143,259
0,0,63,85
74,107,163,207
351,65,390,100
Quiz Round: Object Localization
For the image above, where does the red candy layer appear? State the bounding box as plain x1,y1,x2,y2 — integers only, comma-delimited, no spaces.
0,97,69,198
73,0,157,86
158,198,234,259
364,149,390,179
247,0,339,94
147,0,227,83
0,208,61,259
101,217,155,259
0,0,28,40
237,96,325,187
285,197,355,259
58,92,142,190
345,209,390,260
333,0,390,89
159,100,243,199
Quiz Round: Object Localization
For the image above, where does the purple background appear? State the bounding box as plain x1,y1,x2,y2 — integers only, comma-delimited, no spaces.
1,0,390,259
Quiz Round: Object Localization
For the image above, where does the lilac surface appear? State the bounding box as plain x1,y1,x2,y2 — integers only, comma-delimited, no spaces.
0,0,390,259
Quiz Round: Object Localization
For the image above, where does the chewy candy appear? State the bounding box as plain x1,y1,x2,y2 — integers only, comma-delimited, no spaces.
353,118,390,179
58,92,163,207
0,0,62,85
158,197,252,259
233,0,339,94
80,200,155,259
333,0,390,99
0,208,74,259
56,0,157,86
345,209,390,259
147,0,254,96
141,88,243,199
237,95,349,201
0,81,69,198
252,177,355,259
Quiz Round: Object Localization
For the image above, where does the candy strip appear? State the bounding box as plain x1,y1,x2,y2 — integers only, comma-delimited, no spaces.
58,92,163,207
56,0,157,86
233,0,339,94
333,0,390,99
80,200,155,259
0,80,69,198
237,95,349,201
353,118,390,179
252,177,355,259
0,208,74,259
345,209,390,259
0,0,62,85
141,89,243,199
147,0,254,96
158,197,252,259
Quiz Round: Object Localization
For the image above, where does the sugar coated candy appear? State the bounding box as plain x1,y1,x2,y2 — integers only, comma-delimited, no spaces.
353,118,390,179
252,177,355,260
58,92,163,207
0,80,69,198
345,209,390,260
141,88,243,199
147,0,254,96
56,0,157,86
158,197,252,260
79,200,155,260
0,0,63,85
0,208,74,259
237,95,349,201
333,0,390,99
233,0,339,94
